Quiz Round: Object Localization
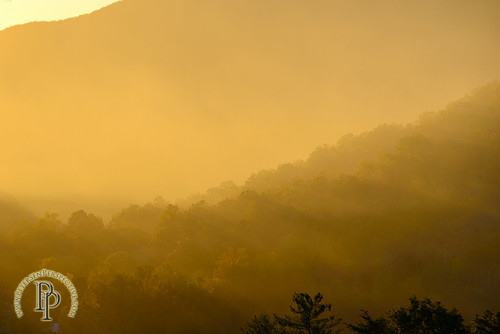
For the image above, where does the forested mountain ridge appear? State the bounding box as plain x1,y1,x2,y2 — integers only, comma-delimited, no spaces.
0,82,499,332
1,0,499,216
187,81,500,208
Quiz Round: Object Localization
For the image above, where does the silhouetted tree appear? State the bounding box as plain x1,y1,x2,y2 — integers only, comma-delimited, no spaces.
242,313,285,334
275,292,341,334
469,310,500,334
389,296,467,334
347,310,393,333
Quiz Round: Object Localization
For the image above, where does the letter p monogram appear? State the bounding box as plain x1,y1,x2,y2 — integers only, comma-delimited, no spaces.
34,281,60,321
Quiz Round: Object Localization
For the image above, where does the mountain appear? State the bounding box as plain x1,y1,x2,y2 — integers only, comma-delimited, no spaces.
1,0,500,217
1,82,499,332
0,194,34,233
184,81,500,208
136,82,500,319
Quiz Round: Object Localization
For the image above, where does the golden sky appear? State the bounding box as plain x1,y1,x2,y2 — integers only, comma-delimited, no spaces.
0,0,118,31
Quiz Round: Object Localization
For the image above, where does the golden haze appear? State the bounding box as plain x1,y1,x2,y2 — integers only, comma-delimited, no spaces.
0,0,499,217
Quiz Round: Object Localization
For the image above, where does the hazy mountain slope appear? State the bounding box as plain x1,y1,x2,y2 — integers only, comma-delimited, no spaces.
0,0,499,217
1,83,499,332
259,81,500,193
0,195,34,233
162,82,500,318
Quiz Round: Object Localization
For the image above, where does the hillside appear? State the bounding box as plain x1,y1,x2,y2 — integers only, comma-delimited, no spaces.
186,81,500,208
1,82,499,333
1,0,500,217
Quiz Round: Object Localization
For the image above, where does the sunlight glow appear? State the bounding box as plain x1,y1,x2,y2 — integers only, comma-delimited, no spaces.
0,0,118,31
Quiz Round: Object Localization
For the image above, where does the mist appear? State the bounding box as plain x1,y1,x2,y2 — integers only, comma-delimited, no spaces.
1,82,499,333
0,0,499,218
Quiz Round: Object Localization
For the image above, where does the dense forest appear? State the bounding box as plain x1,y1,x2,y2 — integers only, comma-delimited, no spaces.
0,82,499,333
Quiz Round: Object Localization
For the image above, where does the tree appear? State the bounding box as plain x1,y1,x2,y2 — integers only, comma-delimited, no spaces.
346,310,394,334
389,296,467,334
469,310,500,334
275,292,341,334
242,313,285,334
66,210,104,236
